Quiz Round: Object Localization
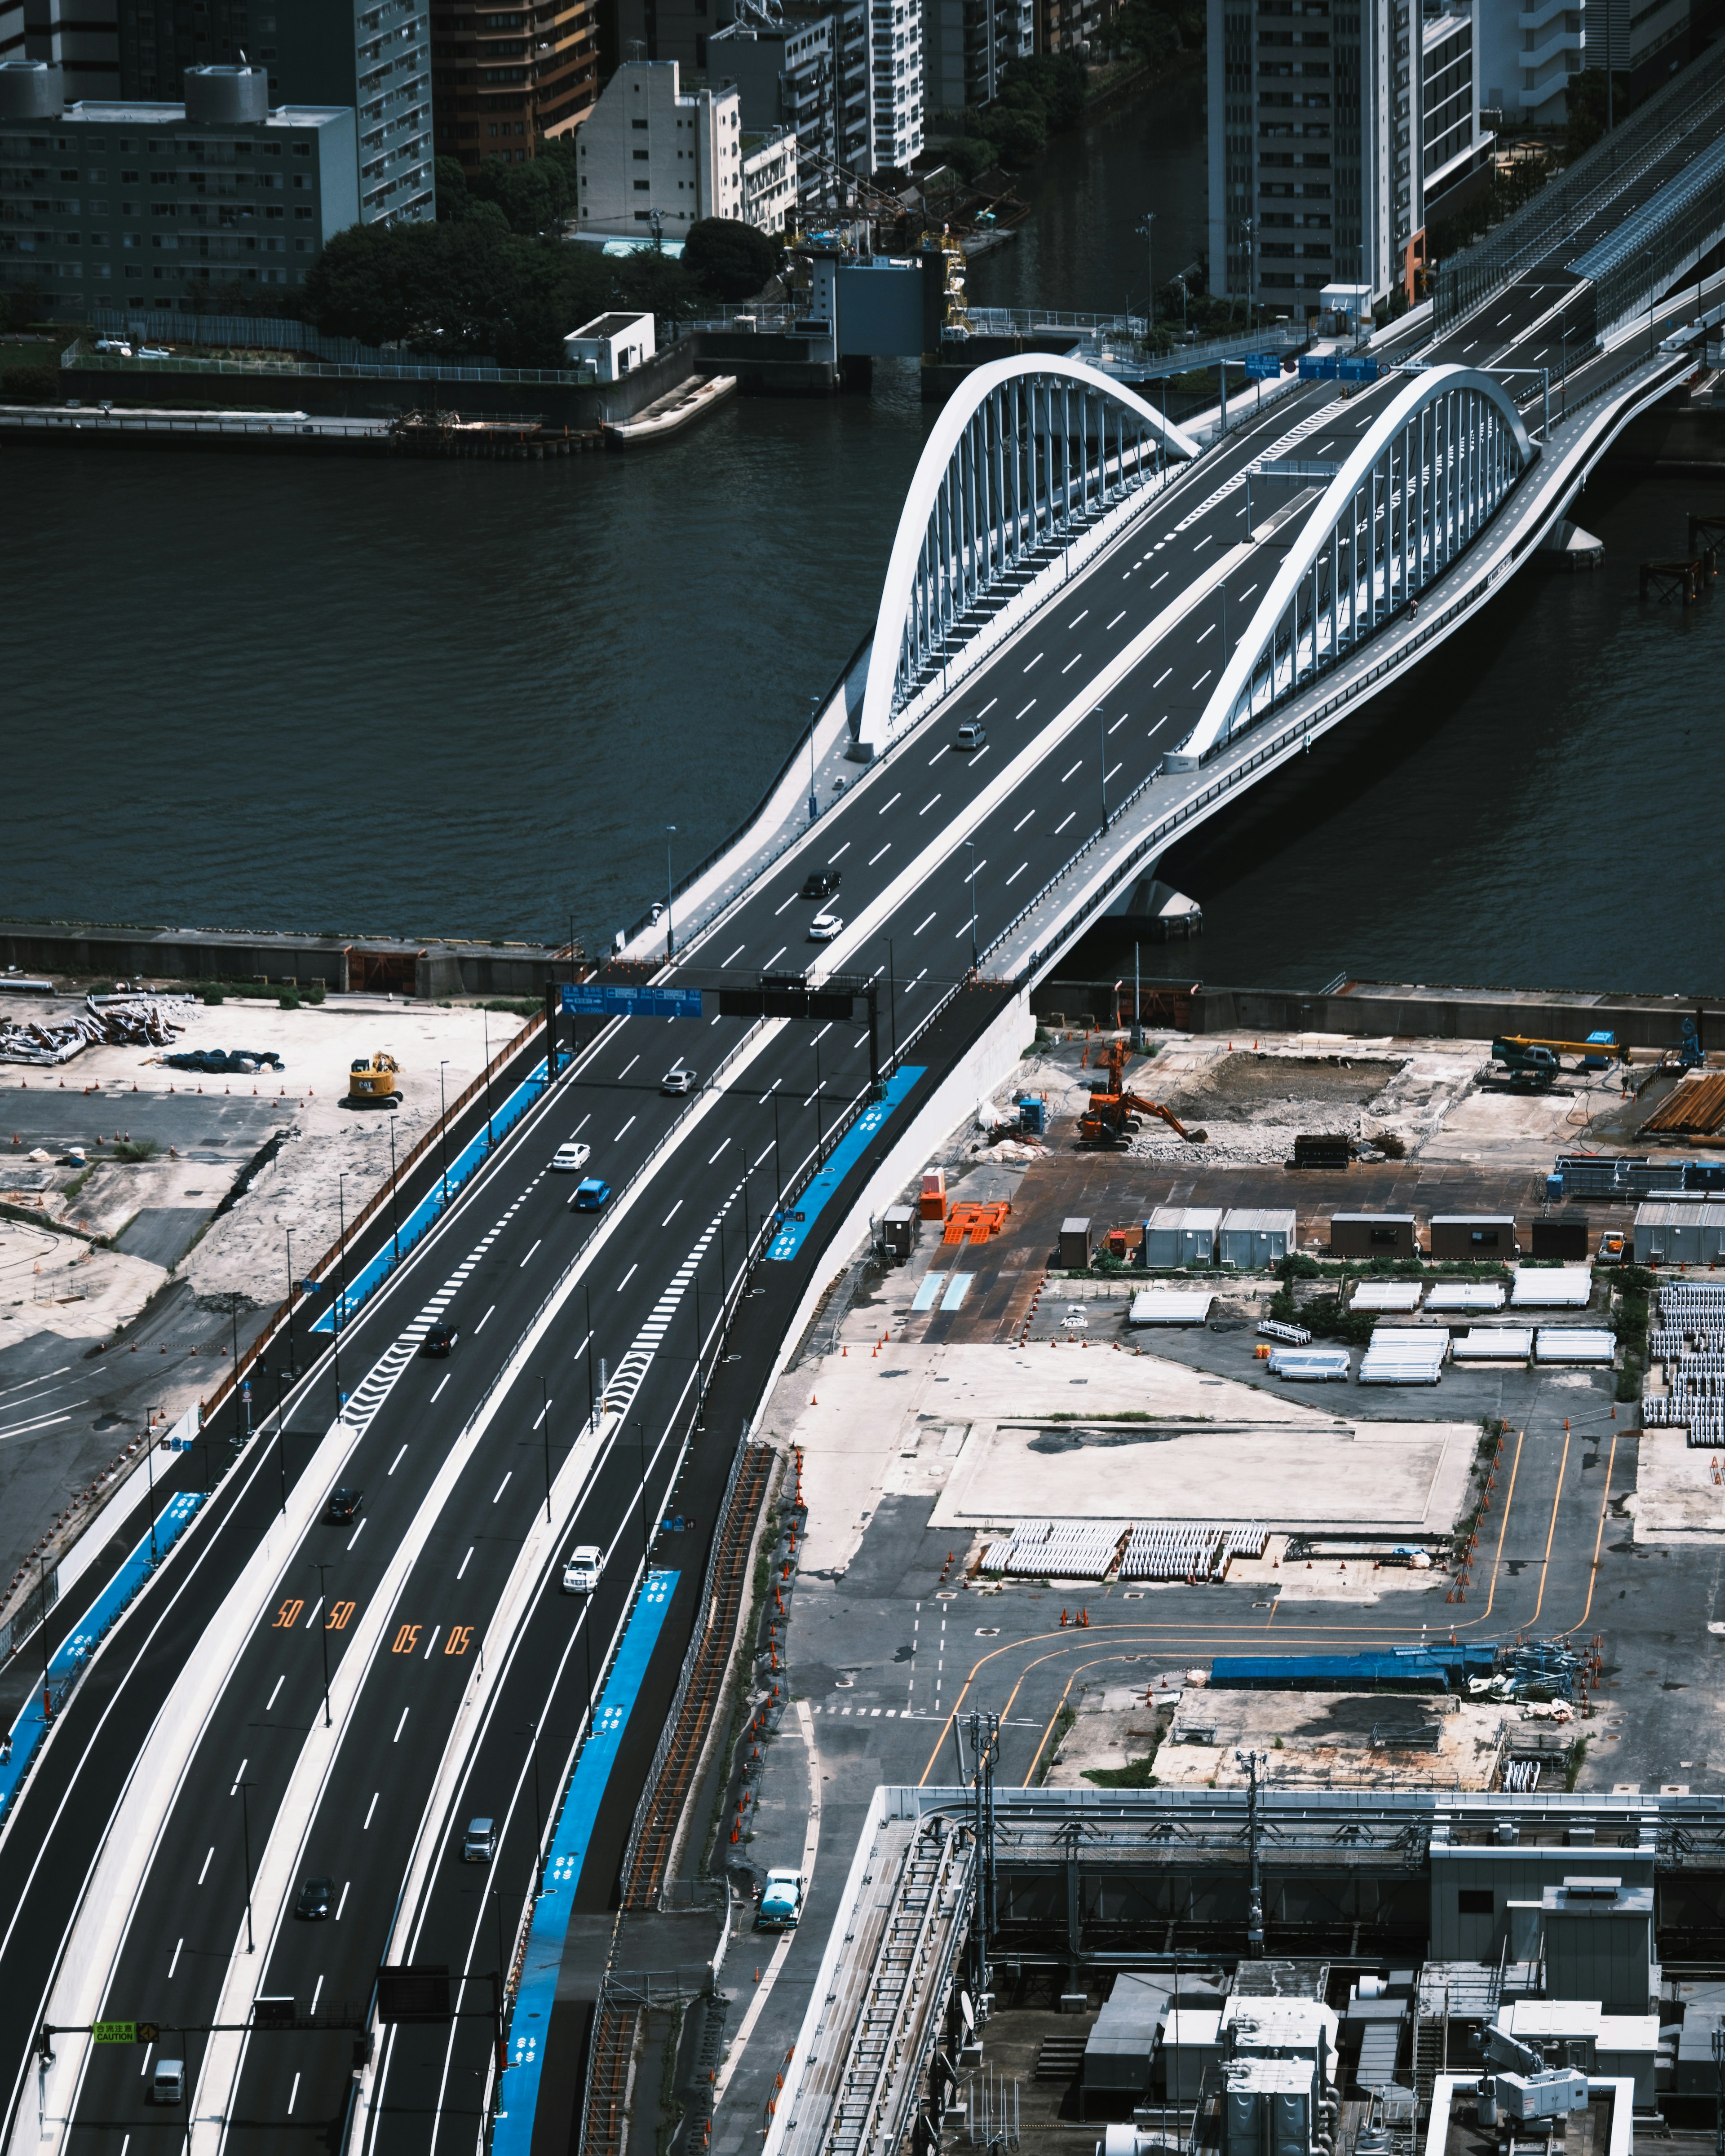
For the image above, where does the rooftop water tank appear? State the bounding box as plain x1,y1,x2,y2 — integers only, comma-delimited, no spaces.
0,60,66,120
183,63,269,125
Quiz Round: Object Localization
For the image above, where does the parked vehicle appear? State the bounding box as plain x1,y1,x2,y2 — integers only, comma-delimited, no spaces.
757,1867,805,1928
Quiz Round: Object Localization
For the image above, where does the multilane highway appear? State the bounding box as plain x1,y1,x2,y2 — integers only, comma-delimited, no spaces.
4,122,1717,2153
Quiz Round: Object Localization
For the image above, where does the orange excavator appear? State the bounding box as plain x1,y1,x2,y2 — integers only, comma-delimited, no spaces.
1078,1041,1207,1146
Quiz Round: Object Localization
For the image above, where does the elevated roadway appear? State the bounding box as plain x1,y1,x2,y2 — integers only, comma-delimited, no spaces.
6,68,1725,2156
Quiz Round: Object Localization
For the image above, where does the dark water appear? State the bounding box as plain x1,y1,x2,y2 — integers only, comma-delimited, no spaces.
9,78,1723,994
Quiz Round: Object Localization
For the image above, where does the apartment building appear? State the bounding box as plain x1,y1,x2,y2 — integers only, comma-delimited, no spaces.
740,117,796,224
573,56,741,231
923,0,1032,113
428,0,600,172
0,57,357,311
710,0,872,199
871,0,921,170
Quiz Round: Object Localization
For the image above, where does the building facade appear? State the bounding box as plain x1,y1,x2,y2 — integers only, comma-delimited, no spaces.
0,57,357,312
1474,0,1585,125
1420,7,1488,217
21,0,119,100
428,0,599,172
116,0,429,222
711,0,872,199
740,118,796,225
870,0,921,170
923,0,1031,113
1208,0,1429,315
573,57,741,232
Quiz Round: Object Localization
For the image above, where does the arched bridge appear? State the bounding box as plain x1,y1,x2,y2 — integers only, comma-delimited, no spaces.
856,356,1200,758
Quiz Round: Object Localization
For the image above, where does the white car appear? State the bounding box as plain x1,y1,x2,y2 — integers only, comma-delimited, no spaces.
562,1543,603,1594
808,912,843,942
661,1066,697,1096
551,1141,593,1173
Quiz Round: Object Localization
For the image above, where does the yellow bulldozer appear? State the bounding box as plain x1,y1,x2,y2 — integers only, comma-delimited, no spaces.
348,1051,402,1107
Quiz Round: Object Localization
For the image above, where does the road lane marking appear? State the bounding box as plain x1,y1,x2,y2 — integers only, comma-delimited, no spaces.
975,697,997,718
662,1199,683,1226
618,1055,639,1078
393,1710,408,1743
1154,666,1172,686
311,1975,325,2014
347,1520,367,1553
305,1598,323,1630
929,746,947,765
458,1546,473,1579
431,1374,451,1401
493,1472,512,1503
1006,862,1027,884
722,944,746,967
267,1676,284,1711
827,841,850,861
919,793,942,816
169,1937,182,1978
914,912,936,934
389,1445,407,1475
1023,652,1043,672
762,948,784,971
1106,610,1126,628
1068,609,1088,627
423,1626,442,1659
774,892,796,915
1013,808,1035,831
876,792,902,815
288,2072,301,2115
1151,570,1169,588
616,1262,638,1293
199,1847,213,1885
336,1881,350,1919
477,1303,495,1332
1055,812,1075,833
1061,653,1083,673
1061,760,1082,781
1109,712,1128,733
518,1239,541,1268
1014,699,1036,720
1192,669,1212,690
364,1792,379,1829
231,1759,247,1794
868,843,891,865
615,1114,637,1140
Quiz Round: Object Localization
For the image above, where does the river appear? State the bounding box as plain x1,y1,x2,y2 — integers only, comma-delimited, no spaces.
9,76,1722,992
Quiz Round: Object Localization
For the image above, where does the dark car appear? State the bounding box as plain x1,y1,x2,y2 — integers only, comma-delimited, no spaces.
424,1321,458,1357
801,870,841,901
326,1487,362,1524
294,1875,334,1921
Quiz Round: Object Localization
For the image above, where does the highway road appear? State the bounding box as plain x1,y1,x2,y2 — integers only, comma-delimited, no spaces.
5,106,1721,2154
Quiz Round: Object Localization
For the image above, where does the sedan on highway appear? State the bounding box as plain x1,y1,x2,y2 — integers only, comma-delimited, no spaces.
294,1875,334,1920
660,1066,697,1096
801,869,841,900
325,1487,362,1524
551,1141,593,1173
423,1321,459,1357
571,1177,611,1211
808,912,843,942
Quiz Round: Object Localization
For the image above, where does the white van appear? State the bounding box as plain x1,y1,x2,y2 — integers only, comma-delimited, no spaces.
151,2059,186,2104
562,1544,603,1595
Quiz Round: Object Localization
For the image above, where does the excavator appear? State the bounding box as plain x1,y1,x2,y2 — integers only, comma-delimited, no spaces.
1078,1041,1207,1146
348,1050,402,1107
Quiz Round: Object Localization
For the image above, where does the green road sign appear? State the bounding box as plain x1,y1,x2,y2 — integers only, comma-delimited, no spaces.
93,2023,136,2046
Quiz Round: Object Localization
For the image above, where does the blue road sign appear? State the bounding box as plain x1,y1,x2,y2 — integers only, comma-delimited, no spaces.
1243,353,1282,380
561,984,703,1020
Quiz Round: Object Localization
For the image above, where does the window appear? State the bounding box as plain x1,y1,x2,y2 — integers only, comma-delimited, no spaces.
633,177,650,189
1457,1889,1493,1916
632,147,649,159
1469,1229,1500,1248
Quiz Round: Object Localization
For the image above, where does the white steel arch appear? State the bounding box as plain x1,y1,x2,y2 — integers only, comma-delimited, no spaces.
856,355,1201,756
1181,365,1535,764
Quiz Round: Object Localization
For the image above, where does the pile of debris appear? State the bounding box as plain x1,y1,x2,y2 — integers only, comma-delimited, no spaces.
0,993,190,1067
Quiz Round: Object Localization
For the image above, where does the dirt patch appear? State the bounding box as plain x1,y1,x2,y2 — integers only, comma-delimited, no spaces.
1165,1052,1406,1122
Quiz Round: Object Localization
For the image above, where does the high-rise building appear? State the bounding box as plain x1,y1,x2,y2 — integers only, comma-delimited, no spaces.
118,0,431,222
1420,6,1488,217
922,0,1032,114
23,0,119,100
0,57,357,313
710,0,873,197
1208,0,1424,315
870,0,921,171
1474,0,1585,125
427,0,599,174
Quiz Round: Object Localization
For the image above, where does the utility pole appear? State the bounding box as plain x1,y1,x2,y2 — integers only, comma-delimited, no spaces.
1237,1748,1266,1958
967,839,978,973
964,1710,1000,2003
1098,707,1108,832
438,1061,451,1208
1131,941,1145,1053
237,1779,257,1953
807,696,821,824
284,1227,295,1376
665,825,677,959
540,1375,553,1525
274,1364,287,1516
334,1174,348,1427
387,1112,400,1264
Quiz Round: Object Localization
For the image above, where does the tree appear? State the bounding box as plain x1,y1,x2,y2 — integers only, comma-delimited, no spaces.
980,103,1046,165
683,216,781,301
435,155,471,222
469,151,574,236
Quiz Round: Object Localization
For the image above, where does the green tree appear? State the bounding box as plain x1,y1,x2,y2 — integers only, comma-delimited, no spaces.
682,216,781,300
980,103,1046,164
435,155,471,221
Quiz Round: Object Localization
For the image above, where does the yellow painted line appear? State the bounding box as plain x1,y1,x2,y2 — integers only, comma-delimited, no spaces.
1528,1427,1572,1630
1474,1427,1523,1625
1562,1428,1619,1640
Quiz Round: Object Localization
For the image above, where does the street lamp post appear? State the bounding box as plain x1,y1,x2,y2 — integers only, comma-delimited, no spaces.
314,1561,332,1728
284,1227,295,1376
482,1008,493,1153
966,839,978,973
274,1364,287,1515
387,1113,400,1265
1098,707,1109,832
334,1174,348,1426
807,697,820,823
664,825,677,959
438,1061,450,1208
540,1374,553,1525
237,1780,257,1953
1137,209,1155,338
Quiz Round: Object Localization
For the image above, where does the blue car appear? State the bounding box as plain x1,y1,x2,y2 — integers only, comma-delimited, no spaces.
572,1178,611,1212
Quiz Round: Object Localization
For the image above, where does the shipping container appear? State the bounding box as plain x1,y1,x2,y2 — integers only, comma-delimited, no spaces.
1217,1206,1296,1267
1208,1652,1450,1692
1059,1215,1092,1268
1530,1215,1591,1261
1143,1205,1222,1267
1330,1212,1420,1259
1429,1214,1518,1260
883,1205,917,1260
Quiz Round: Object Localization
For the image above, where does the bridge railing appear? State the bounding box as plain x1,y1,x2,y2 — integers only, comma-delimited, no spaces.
1434,40,1725,327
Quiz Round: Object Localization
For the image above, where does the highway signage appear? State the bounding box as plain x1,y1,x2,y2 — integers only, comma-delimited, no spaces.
561,984,703,1020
